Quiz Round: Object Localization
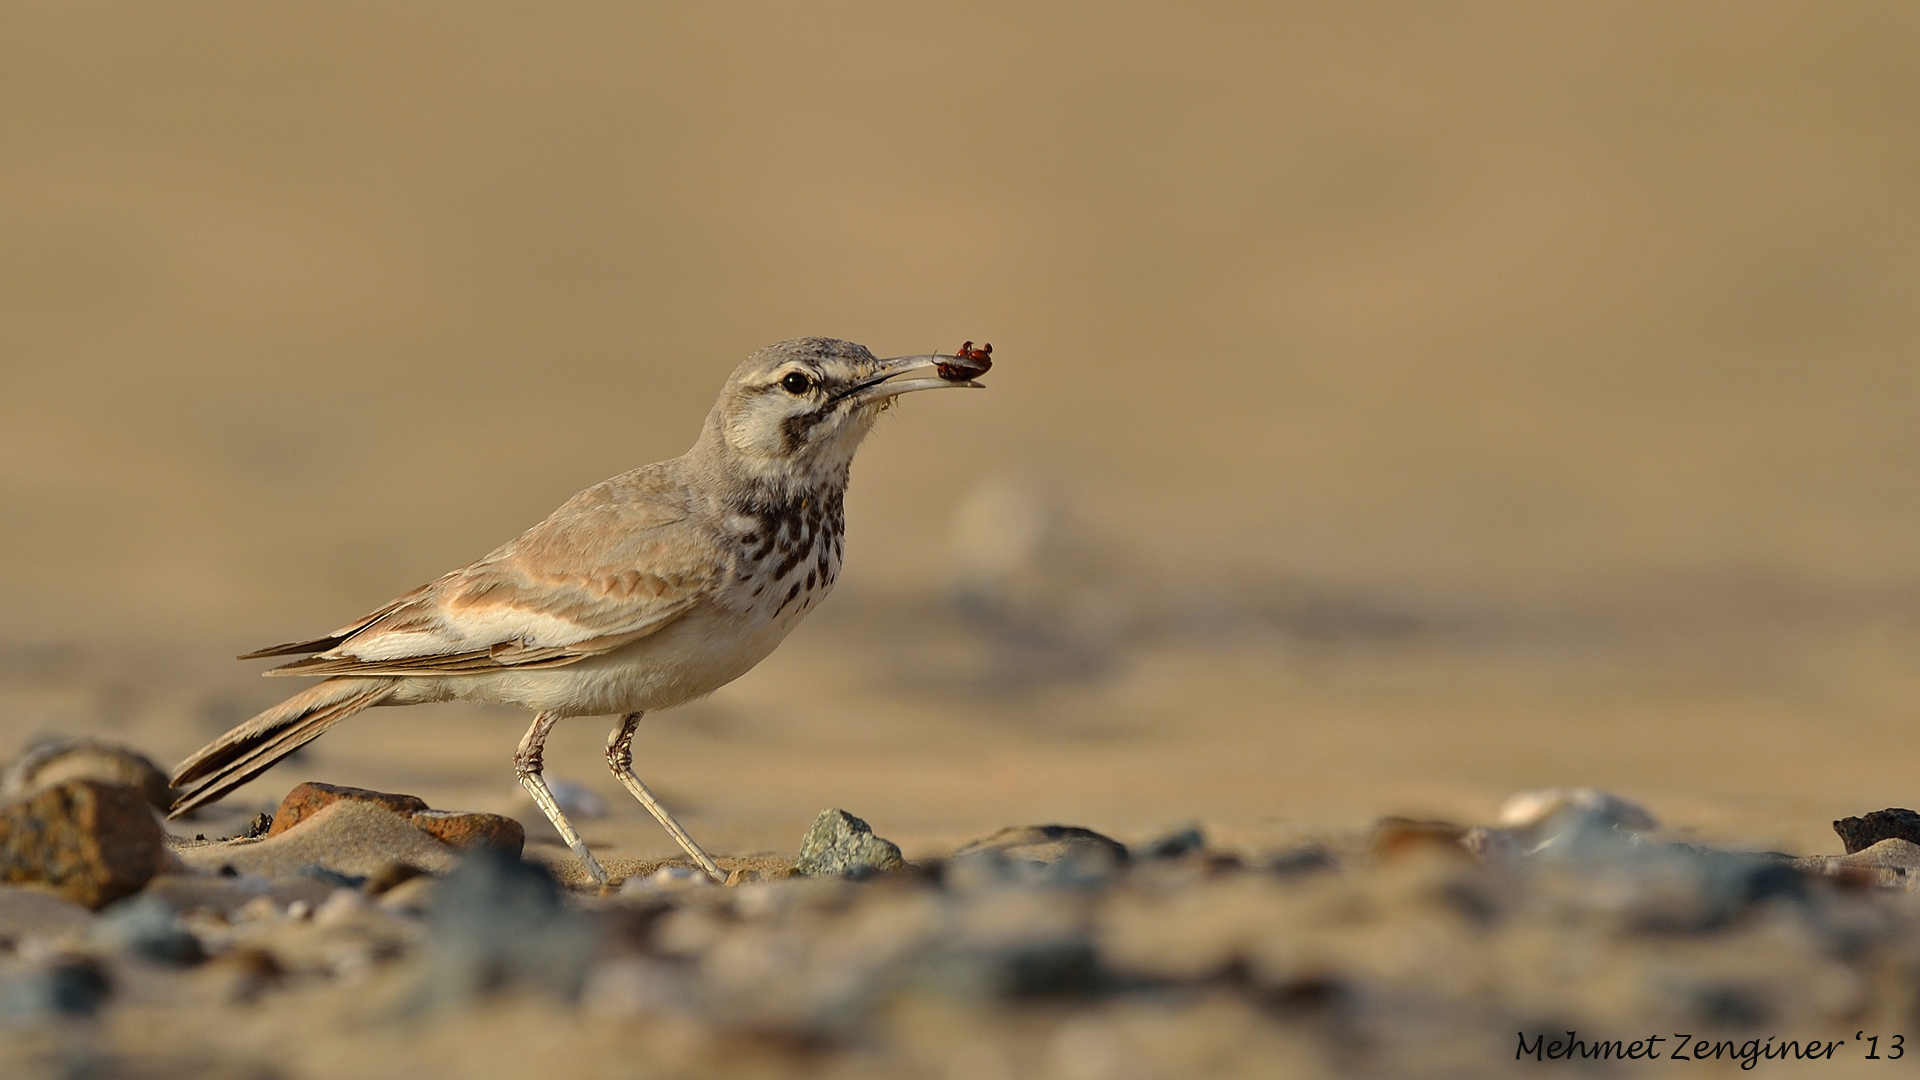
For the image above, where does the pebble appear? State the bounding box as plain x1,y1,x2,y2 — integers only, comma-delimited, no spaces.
1370,817,1472,861
952,825,1128,866
176,798,462,880
794,809,905,879
0,955,111,1021
91,894,204,966
1,739,175,812
1831,807,1920,855
947,825,1128,889
421,847,596,1004
1497,788,1657,833
1141,827,1205,859
1488,789,1660,864
0,778,166,909
549,779,609,820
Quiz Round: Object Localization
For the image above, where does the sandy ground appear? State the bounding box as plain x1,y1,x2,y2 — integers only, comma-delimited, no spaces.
5,4,1920,1075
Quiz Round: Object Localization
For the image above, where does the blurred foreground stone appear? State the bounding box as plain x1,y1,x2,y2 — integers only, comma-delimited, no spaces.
422,847,594,1004
0,779,165,908
1,739,174,812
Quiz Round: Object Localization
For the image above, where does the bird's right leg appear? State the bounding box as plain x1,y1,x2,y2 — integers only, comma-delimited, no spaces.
514,711,608,885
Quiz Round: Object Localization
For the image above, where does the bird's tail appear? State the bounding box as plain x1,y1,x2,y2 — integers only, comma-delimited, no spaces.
169,676,399,818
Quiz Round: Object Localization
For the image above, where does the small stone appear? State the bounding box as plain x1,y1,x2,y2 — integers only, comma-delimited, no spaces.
365,861,429,896
1832,808,1920,855
376,874,438,914
0,955,111,1020
267,781,429,837
1265,845,1337,877
1497,788,1657,833
795,809,905,879
1370,817,1472,861
2,739,175,812
207,945,283,1003
410,809,525,855
952,825,1128,866
947,825,1128,889
91,894,205,966
422,847,596,1004
1142,827,1206,859
549,779,608,819
0,779,166,909
313,886,370,928
0,883,96,943
176,799,461,880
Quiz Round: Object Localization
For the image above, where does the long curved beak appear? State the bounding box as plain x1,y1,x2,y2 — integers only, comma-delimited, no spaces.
837,354,986,406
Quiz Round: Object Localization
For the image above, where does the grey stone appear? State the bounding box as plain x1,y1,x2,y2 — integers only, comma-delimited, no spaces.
174,798,460,880
953,825,1128,866
0,883,95,944
0,955,110,1021
946,825,1127,888
795,809,904,879
0,778,166,909
1497,788,1657,833
2,739,174,812
1266,845,1338,877
420,847,596,1005
91,894,204,966
1142,827,1205,859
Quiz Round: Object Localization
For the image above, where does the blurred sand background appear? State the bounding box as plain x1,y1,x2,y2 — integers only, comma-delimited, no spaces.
3,3,1919,863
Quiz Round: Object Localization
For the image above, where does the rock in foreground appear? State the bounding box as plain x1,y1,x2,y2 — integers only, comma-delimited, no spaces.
0,779,165,909
1,740,175,811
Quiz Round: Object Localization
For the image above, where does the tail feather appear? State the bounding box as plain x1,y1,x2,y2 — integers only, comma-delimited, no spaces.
169,677,398,818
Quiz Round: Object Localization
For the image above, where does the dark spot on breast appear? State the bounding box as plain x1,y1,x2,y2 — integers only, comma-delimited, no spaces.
773,580,804,617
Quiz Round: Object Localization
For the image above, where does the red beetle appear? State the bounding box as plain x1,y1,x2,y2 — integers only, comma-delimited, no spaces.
936,341,993,382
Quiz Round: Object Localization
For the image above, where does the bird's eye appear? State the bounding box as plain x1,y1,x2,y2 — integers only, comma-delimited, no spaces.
780,371,813,395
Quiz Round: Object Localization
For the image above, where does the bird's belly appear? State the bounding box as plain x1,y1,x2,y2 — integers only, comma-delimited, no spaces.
414,604,801,718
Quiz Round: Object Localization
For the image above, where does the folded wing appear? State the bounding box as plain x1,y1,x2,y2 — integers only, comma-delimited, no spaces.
251,475,718,677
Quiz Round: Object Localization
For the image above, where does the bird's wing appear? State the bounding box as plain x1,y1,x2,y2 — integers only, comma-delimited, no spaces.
255,473,722,677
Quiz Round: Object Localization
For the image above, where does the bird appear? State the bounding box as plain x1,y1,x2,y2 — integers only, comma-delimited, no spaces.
168,337,987,884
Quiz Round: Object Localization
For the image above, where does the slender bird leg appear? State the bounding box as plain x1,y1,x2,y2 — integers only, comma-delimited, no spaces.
607,711,726,883
515,711,608,885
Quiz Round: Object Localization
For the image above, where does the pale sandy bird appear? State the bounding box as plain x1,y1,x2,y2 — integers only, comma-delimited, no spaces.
169,338,987,884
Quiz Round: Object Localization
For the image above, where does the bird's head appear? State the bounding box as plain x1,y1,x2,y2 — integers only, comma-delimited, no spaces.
694,337,985,495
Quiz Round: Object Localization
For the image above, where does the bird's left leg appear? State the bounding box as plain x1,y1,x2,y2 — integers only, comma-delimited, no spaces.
606,711,726,882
